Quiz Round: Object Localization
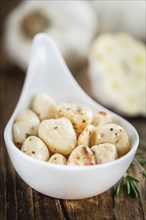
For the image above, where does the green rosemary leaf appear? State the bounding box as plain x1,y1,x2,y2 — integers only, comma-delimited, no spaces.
116,177,124,196
130,180,140,198
132,180,140,194
126,178,131,195
127,175,139,182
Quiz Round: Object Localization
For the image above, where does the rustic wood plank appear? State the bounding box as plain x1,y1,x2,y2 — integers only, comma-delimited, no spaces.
0,114,7,220
131,160,146,219
113,192,144,220
0,67,32,220
61,189,115,220
113,167,145,220
0,66,23,220
15,175,34,220
33,191,66,220
5,160,17,220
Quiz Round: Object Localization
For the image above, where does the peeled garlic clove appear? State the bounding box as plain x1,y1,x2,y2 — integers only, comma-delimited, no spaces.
38,118,76,155
56,102,93,134
89,33,146,117
4,1,97,70
21,136,49,161
95,122,130,156
13,109,40,144
48,154,67,165
92,111,112,126
67,145,95,166
77,124,96,147
91,143,117,164
31,93,56,120
13,121,37,146
14,109,39,122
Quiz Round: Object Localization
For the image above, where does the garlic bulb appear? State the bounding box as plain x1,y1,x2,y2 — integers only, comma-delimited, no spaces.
89,33,146,116
91,1,145,41
4,0,97,70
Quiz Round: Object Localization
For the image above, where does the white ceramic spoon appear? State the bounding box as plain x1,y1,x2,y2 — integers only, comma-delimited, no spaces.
4,34,139,200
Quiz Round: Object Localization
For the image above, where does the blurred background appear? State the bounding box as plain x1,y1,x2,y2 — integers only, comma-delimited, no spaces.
0,0,145,118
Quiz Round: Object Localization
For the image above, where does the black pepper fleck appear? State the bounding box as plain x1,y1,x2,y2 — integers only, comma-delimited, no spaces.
26,133,31,138
76,109,81,113
101,133,105,137
82,146,88,154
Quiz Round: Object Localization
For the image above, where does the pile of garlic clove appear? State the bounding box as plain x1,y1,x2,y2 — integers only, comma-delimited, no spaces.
12,93,130,166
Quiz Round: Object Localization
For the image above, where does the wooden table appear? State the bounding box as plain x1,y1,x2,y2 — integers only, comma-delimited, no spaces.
0,1,146,219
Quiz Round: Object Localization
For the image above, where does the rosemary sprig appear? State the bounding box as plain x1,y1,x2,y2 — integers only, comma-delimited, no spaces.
116,139,146,197
116,172,140,198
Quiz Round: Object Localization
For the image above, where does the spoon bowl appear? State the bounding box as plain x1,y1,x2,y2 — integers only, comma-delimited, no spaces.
4,34,139,199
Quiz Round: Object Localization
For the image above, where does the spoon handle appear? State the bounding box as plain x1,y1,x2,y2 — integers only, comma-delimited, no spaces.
16,34,100,108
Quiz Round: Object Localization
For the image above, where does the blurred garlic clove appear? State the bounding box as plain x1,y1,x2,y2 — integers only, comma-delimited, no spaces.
38,118,76,156
91,143,117,164
95,122,130,156
21,136,49,161
67,145,95,166
56,102,93,135
4,0,97,70
13,109,40,145
31,93,57,121
48,154,67,165
89,33,146,117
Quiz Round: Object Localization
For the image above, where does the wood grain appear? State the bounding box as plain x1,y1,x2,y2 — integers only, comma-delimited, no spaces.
0,1,146,220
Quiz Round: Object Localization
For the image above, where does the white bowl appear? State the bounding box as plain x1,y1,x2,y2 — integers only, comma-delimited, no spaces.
4,34,139,199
